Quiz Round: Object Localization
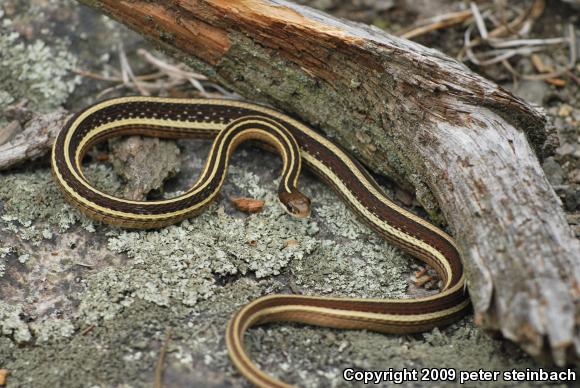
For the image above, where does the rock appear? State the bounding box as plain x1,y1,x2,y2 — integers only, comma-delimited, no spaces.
395,187,414,207
556,143,575,156
561,0,580,9
513,80,549,106
402,0,460,19
558,104,574,117
569,169,580,184
542,157,565,186
108,136,181,200
565,184,580,211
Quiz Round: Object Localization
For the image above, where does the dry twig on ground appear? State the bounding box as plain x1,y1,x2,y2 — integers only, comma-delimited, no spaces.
399,0,578,86
73,46,237,99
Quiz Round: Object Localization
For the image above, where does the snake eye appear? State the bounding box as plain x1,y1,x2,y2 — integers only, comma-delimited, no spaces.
279,191,311,218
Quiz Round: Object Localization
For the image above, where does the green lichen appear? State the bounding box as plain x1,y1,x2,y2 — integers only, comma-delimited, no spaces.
292,184,409,298
0,0,143,119
0,149,550,387
241,314,554,388
0,246,11,277
31,318,75,343
0,165,121,244
75,162,321,323
0,301,32,343
0,142,419,385
0,17,80,113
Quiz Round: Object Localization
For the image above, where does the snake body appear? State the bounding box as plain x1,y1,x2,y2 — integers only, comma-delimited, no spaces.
51,96,469,388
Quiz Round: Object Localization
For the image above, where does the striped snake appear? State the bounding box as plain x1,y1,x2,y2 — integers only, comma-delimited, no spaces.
51,96,470,387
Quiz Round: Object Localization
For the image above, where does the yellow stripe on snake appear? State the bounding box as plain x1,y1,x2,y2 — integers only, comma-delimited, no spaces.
51,96,469,388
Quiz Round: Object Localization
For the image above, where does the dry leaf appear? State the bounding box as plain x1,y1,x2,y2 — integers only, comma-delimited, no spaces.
414,275,433,287
531,54,554,73
230,196,265,214
414,267,428,278
546,78,566,87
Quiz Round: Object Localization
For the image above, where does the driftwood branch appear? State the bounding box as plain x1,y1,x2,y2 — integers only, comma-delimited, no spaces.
0,109,71,170
75,0,580,364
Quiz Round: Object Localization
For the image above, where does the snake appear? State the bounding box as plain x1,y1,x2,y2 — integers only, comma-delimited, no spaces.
51,96,470,388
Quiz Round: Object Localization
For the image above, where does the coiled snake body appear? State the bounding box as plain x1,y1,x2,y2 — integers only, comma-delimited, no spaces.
51,96,469,388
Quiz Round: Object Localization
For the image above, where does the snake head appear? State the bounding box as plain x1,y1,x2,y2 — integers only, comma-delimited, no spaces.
279,190,311,218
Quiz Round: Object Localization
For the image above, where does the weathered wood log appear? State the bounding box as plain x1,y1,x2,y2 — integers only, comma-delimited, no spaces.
0,109,71,170
75,0,580,364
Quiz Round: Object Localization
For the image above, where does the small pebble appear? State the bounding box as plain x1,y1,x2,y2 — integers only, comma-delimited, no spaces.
556,143,575,156
395,188,414,207
558,104,573,117
0,369,7,386
569,169,580,184
542,157,565,185
565,185,580,211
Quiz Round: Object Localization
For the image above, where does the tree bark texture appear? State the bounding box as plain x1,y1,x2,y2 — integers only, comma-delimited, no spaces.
75,0,580,364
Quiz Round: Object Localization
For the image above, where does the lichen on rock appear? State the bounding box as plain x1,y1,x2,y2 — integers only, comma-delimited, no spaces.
0,302,31,343
0,8,80,117
0,165,120,243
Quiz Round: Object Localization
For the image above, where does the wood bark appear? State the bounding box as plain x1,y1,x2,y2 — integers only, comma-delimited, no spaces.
75,0,580,364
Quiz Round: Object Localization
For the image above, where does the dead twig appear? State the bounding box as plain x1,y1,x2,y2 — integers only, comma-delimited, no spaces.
119,44,149,96
0,109,71,171
154,328,173,388
80,324,96,336
401,0,576,85
459,1,576,85
398,9,476,39
414,267,428,277
72,68,163,82
73,47,238,99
